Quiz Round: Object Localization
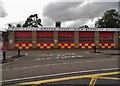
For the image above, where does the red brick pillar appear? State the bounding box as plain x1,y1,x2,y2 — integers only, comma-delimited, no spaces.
94,31,99,48
74,31,79,49
54,31,58,49
32,31,37,49
8,31,15,49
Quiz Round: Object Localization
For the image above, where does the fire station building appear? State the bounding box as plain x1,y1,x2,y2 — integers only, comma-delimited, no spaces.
2,27,120,50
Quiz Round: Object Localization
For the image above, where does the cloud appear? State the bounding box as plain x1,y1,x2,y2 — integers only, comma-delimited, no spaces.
42,17,55,27
43,2,81,21
42,1,118,27
0,0,7,18
66,18,89,27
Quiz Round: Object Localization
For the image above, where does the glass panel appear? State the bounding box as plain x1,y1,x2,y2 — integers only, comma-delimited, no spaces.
79,36,94,42
15,37,32,42
37,36,53,42
100,36,114,42
58,36,74,42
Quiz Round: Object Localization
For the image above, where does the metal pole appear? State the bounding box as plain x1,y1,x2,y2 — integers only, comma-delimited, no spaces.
118,36,120,50
3,51,6,61
18,49,20,57
93,44,96,53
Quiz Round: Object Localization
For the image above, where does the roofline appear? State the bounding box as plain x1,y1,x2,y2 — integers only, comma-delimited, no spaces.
7,27,120,32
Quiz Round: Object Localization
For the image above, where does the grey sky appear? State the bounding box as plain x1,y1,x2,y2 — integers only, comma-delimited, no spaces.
43,2,118,27
0,0,7,18
0,0,119,30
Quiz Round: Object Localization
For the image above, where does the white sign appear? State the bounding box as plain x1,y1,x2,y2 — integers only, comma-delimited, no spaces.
119,36,120,38
54,40,58,43
9,40,13,44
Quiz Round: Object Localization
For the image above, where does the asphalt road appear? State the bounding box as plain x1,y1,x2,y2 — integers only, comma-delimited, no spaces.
1,49,119,85
4,69,120,86
39,69,119,86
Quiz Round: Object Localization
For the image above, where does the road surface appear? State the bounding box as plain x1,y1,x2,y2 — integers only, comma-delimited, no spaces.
1,50,119,85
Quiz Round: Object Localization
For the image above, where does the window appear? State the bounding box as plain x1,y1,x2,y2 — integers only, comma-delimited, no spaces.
79,36,94,42
58,36,74,42
37,36,53,42
100,36,114,42
15,37,32,42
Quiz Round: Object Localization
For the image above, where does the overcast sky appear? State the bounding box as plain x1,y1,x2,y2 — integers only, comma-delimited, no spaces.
0,0,119,31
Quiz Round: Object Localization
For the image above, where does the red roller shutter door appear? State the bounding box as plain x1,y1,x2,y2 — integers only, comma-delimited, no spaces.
99,32,114,49
58,32,74,49
37,31,54,49
15,31,32,49
79,32,94,49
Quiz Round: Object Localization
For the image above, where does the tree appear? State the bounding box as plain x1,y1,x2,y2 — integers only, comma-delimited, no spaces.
23,14,43,27
16,24,21,27
95,9,120,28
8,23,16,28
8,24,12,27
79,25,89,28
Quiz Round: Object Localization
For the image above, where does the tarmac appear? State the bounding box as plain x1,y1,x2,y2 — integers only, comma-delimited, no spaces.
1,49,119,86
0,49,119,64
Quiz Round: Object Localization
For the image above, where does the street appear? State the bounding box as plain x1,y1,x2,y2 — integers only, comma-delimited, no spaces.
1,49,120,85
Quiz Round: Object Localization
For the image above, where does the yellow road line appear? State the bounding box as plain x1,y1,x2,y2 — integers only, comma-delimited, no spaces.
89,77,97,86
19,75,91,85
16,71,120,85
98,77,120,80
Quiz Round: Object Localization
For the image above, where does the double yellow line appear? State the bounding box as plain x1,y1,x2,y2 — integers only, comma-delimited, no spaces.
10,71,120,86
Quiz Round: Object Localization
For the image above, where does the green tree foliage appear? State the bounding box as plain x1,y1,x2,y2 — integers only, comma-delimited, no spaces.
95,9,120,28
23,14,43,27
16,24,21,27
79,25,89,28
8,24,12,27
2,32,8,42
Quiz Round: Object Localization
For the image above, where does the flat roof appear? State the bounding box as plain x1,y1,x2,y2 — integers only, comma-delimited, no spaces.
7,27,120,32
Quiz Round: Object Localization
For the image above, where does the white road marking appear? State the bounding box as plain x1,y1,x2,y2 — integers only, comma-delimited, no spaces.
2,62,10,66
86,61,94,62
64,56,67,58
1,67,119,83
71,56,76,58
14,58,19,61
22,67,28,69
62,63,67,64
36,57,52,60
46,64,50,66
12,68,18,70
3,58,118,71
33,65,39,68
14,53,28,62
56,57,59,59
36,58,40,60
77,55,83,57
25,53,28,56
9,53,28,61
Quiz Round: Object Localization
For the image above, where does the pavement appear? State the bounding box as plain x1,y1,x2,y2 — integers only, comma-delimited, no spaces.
1,49,119,63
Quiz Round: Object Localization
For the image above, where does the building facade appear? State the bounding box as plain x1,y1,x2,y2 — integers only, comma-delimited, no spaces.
2,27,120,50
